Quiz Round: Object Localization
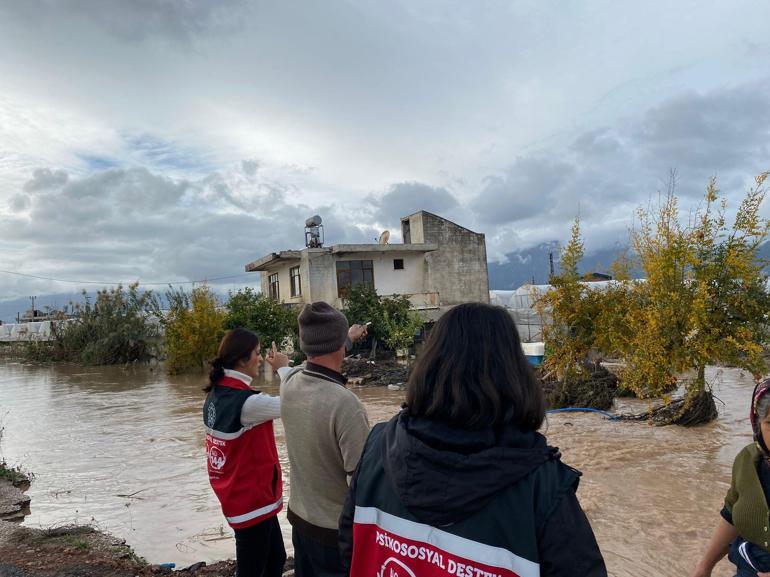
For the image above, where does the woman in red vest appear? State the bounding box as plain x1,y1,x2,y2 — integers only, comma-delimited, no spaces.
203,328,289,577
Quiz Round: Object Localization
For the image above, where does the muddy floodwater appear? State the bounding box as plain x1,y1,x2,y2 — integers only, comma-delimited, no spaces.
0,360,757,576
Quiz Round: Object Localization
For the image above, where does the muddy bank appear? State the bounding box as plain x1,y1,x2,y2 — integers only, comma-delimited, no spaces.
0,519,296,577
0,474,294,577
0,520,243,577
0,466,31,522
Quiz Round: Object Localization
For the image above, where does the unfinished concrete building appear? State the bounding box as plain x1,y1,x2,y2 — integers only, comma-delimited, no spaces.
244,211,489,313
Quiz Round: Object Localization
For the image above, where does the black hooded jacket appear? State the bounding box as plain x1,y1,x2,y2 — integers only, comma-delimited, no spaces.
339,411,607,577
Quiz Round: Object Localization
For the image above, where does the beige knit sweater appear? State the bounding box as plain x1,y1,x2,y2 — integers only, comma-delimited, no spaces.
280,363,370,532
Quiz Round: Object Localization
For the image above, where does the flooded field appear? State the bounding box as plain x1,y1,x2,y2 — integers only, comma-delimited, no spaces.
0,360,756,576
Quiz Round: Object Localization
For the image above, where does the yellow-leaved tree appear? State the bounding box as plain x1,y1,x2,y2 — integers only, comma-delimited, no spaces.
536,217,598,381
163,285,226,374
620,172,770,425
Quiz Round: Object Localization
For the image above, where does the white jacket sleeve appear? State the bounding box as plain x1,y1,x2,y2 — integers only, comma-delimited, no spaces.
239,367,292,426
240,393,281,427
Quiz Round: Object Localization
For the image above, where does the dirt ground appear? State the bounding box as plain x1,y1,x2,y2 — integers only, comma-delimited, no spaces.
0,520,247,577
0,475,294,577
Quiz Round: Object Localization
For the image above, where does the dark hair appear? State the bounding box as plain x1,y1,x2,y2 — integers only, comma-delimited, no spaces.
204,328,260,393
406,302,545,431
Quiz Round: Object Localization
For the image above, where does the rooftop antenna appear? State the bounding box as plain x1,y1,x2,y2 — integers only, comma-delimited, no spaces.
377,230,390,245
304,215,324,248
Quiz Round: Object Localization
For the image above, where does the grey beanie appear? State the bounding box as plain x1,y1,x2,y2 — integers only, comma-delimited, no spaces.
298,301,349,357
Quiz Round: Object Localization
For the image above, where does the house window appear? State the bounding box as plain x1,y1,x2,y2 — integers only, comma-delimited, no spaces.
393,259,404,270
268,273,280,300
290,266,302,297
336,260,374,297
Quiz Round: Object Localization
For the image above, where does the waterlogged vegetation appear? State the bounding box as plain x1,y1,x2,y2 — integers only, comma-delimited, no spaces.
162,285,226,374
18,281,423,375
539,173,770,425
24,284,160,365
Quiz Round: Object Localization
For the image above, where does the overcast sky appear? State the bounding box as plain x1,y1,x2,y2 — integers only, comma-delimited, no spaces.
1,0,769,300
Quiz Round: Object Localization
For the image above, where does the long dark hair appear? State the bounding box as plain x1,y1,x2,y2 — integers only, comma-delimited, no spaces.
406,302,545,431
204,328,260,393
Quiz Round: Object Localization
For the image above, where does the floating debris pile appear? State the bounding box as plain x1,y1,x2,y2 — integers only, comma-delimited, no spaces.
343,358,409,387
540,362,619,411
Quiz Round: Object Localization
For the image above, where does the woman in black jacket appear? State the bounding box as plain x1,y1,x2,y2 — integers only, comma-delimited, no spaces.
339,302,606,577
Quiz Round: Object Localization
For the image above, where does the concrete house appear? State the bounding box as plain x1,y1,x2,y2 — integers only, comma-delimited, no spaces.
244,211,489,312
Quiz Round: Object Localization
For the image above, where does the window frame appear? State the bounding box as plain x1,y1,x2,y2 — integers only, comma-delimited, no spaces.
336,259,374,298
290,266,302,297
268,272,280,300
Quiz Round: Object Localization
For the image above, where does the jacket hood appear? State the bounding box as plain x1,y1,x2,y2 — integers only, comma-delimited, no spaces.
382,410,559,526
751,378,770,455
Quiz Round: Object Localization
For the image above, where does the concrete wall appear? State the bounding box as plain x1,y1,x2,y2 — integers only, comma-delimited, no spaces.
258,261,305,305
405,212,489,305
252,210,489,309
306,249,338,304
340,252,424,296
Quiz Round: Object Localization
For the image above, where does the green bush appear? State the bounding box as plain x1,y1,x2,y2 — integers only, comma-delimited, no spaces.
28,284,160,365
343,285,422,357
381,295,423,356
224,287,299,357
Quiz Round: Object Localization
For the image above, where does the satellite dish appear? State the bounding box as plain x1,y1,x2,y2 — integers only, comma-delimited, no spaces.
305,215,323,227
378,230,390,245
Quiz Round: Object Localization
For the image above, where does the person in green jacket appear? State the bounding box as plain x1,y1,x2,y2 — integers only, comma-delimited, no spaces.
692,377,770,577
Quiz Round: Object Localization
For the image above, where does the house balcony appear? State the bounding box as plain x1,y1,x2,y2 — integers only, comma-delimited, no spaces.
336,291,439,311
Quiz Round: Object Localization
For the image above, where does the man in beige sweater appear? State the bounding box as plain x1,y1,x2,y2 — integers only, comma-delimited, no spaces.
281,302,370,577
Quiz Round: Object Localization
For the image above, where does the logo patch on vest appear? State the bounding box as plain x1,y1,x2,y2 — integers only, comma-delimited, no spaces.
378,557,417,577
207,403,216,428
209,446,226,470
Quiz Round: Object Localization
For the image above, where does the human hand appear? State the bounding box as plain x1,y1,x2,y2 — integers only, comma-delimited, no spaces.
348,323,369,343
688,566,711,577
265,341,289,371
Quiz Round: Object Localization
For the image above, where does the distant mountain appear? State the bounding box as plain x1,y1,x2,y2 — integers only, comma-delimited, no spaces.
2,243,767,322
488,242,633,290
488,240,770,290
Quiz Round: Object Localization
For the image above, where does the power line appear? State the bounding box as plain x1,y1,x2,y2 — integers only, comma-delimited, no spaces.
0,268,256,286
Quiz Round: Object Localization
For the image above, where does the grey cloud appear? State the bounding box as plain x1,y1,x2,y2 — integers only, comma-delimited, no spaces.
27,168,189,229
0,164,358,297
8,194,30,212
367,182,460,229
241,160,259,177
23,168,69,192
475,79,770,242
2,0,251,43
635,82,770,195
474,158,576,225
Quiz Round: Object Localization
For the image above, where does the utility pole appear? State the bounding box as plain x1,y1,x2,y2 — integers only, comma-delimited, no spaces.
548,252,555,278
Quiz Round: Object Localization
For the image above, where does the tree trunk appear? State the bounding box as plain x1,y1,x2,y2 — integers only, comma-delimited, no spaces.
369,337,378,360
619,388,717,426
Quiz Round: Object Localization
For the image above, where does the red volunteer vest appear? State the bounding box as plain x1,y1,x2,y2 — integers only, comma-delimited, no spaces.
204,375,283,529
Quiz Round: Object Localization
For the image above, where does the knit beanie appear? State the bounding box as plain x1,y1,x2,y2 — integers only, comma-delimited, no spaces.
298,301,349,357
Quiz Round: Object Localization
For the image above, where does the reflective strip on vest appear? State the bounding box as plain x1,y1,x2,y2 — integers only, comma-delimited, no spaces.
206,427,248,441
353,506,540,577
226,496,284,525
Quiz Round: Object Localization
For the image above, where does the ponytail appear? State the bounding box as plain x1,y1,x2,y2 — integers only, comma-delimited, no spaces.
204,357,225,393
